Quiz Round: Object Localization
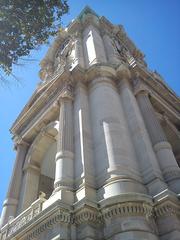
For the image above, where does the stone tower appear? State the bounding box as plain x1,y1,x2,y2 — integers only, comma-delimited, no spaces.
1,7,180,240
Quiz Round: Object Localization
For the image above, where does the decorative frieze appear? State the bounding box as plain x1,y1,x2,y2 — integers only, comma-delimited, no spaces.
74,206,101,225
101,202,153,220
0,195,160,240
154,200,180,218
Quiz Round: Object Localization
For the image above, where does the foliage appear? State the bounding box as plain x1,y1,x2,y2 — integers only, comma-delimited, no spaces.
0,0,69,76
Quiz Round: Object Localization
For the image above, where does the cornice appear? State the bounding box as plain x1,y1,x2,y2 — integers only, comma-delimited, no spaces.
150,91,180,122
10,63,117,140
10,70,70,136
99,16,114,35
86,63,116,83
101,202,153,220
10,62,179,142
80,11,100,31
1,192,179,240
66,18,82,35
131,65,180,115
154,198,180,218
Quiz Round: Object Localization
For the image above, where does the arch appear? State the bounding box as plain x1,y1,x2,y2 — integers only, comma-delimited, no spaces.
24,121,59,168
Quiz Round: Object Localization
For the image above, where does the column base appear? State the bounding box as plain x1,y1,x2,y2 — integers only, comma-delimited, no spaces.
146,177,168,197
75,184,97,203
97,177,147,201
43,187,74,209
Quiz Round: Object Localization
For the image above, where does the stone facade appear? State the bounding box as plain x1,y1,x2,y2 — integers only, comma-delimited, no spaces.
1,6,180,240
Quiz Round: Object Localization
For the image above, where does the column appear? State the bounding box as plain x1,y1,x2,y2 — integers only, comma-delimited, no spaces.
74,32,84,68
0,141,28,227
83,25,107,67
20,163,40,211
54,83,74,204
74,81,96,202
89,75,146,201
136,89,180,193
117,67,167,196
102,33,119,64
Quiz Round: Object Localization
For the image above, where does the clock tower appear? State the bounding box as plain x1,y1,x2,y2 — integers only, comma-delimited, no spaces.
1,7,180,240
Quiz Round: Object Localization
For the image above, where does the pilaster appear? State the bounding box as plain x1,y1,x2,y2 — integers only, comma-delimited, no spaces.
73,32,85,68
20,163,41,211
88,70,146,201
74,80,96,203
136,85,180,194
117,65,167,196
54,81,74,204
102,33,120,65
0,140,29,228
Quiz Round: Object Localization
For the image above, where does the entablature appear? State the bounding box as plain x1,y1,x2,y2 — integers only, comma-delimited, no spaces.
131,65,180,124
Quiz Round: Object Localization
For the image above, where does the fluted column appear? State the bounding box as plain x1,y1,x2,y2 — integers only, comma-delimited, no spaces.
0,141,28,227
117,66,167,196
136,89,180,193
20,163,41,211
74,32,84,68
54,83,74,204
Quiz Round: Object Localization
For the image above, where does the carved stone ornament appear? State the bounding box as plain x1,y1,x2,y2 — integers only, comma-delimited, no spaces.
54,37,75,73
59,81,74,100
112,37,128,64
39,61,54,81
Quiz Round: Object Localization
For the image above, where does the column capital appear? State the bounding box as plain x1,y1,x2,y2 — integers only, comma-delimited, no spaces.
13,137,29,150
134,84,151,97
23,163,41,174
132,72,152,97
118,76,132,91
59,82,74,101
116,64,131,80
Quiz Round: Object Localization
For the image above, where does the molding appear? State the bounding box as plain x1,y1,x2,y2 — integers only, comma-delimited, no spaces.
154,198,180,218
150,91,180,122
1,193,179,240
10,70,70,137
86,64,116,83
131,65,180,116
116,64,131,79
101,202,153,220
0,200,72,240
14,137,29,148
74,206,101,225
153,141,172,152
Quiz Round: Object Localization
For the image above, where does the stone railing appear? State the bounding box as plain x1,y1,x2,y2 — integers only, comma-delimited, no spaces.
0,197,46,240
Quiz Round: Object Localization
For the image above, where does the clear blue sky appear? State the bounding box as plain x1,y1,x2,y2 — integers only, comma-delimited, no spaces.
0,0,180,212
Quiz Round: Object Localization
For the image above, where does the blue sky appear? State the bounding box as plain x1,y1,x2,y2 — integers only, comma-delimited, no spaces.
0,0,180,212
